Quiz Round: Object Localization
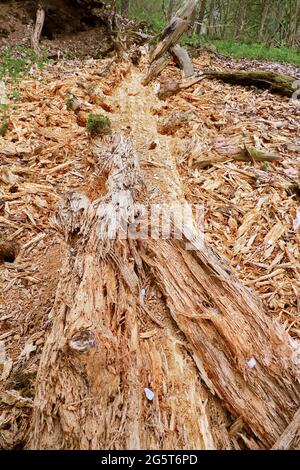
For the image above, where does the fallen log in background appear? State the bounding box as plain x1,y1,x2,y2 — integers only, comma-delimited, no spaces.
204,70,296,97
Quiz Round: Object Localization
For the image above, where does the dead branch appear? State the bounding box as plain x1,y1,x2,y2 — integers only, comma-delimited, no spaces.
143,0,197,84
143,55,172,85
192,146,283,169
150,0,197,63
31,7,45,56
157,75,204,99
171,44,194,78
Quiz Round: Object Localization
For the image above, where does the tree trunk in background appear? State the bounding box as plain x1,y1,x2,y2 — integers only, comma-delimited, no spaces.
235,0,247,40
287,0,300,46
196,0,207,35
259,0,270,42
121,0,130,17
207,0,215,38
31,6,45,55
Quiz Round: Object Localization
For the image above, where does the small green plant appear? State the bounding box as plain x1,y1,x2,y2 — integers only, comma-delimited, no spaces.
66,95,74,111
260,162,269,171
86,113,111,137
0,46,49,103
0,46,48,81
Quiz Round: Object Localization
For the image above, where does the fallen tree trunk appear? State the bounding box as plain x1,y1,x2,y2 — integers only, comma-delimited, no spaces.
28,131,300,449
204,70,296,97
27,136,229,450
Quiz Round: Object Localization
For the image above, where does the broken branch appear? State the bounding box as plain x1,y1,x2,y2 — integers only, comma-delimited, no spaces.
31,7,45,56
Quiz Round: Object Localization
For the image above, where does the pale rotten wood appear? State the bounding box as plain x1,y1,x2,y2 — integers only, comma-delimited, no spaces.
271,407,300,450
144,0,197,84
171,44,194,78
150,0,197,63
27,133,300,449
31,7,45,56
27,136,227,450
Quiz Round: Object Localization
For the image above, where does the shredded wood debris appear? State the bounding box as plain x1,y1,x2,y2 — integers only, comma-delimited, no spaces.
0,48,299,450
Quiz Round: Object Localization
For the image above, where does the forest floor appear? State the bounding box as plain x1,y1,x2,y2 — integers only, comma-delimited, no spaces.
0,0,300,451
0,41,299,448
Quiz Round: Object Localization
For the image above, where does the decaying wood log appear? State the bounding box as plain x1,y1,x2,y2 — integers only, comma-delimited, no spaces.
191,145,283,169
204,70,296,97
27,135,229,450
144,0,197,84
171,44,194,78
271,407,300,450
31,7,45,56
157,75,204,99
28,130,300,449
150,0,197,63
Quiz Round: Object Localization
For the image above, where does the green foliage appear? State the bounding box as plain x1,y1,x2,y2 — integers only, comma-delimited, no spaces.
86,113,112,136
181,35,300,66
0,46,49,106
116,1,299,62
0,46,49,82
208,40,300,66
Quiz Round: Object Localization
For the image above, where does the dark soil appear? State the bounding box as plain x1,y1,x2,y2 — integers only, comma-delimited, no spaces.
0,0,112,58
